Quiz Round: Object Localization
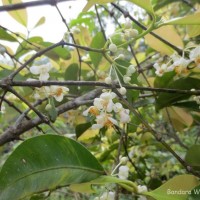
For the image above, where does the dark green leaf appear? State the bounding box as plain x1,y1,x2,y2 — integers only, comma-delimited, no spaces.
64,63,79,94
156,77,200,110
47,97,58,122
189,184,200,200
89,32,105,68
75,122,92,138
0,135,105,200
172,101,200,112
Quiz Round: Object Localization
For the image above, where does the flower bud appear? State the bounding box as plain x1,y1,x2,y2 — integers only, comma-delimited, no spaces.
105,76,112,84
120,156,128,164
123,76,131,83
119,87,127,95
109,43,117,53
45,104,52,111
124,21,132,29
129,29,138,37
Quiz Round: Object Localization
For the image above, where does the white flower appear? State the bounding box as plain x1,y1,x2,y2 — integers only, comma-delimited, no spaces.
190,46,200,68
118,165,129,179
119,109,130,123
92,113,118,129
100,191,115,200
83,106,99,116
34,86,50,100
49,86,69,102
137,185,148,193
94,92,116,112
171,57,190,74
113,102,123,113
30,63,51,80
153,63,168,77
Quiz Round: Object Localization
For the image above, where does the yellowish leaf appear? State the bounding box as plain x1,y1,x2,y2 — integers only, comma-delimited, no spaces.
162,107,193,131
187,25,200,38
2,0,28,27
145,25,183,55
162,12,200,26
128,0,154,15
83,0,115,12
78,129,99,142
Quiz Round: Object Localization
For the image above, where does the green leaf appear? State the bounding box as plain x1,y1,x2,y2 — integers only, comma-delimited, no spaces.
75,122,92,138
0,135,105,200
189,184,200,200
185,145,200,170
0,28,17,42
47,97,58,122
89,32,105,68
64,63,79,94
82,0,115,12
128,0,154,15
70,175,137,193
172,101,200,112
154,71,175,88
2,0,28,27
161,12,200,26
145,175,199,200
155,77,200,110
33,17,45,29
37,41,71,60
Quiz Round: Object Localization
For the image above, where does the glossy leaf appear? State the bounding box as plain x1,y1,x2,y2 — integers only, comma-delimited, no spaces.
185,145,200,170
75,122,92,138
0,135,105,200
155,77,200,110
162,12,200,26
0,28,17,42
64,63,79,94
2,0,28,27
145,25,183,55
128,0,154,15
89,32,105,68
70,175,137,193
145,175,199,200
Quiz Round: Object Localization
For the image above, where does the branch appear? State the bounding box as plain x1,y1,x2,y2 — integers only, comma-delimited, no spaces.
0,88,102,146
0,0,73,12
1,80,200,95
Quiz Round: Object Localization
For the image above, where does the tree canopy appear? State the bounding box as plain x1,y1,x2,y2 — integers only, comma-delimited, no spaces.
0,0,200,199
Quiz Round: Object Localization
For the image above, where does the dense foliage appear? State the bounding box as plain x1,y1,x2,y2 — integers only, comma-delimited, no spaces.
0,0,200,199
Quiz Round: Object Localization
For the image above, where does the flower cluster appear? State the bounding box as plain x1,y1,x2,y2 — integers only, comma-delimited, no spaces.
29,58,69,102
83,91,130,129
153,46,200,77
